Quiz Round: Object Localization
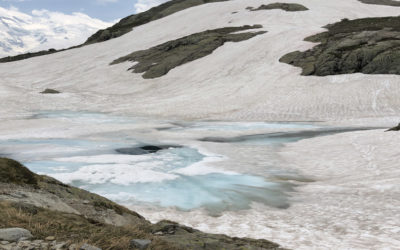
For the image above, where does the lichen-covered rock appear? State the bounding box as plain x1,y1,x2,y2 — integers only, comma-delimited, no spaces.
280,16,400,76
248,3,308,12
0,228,32,242
111,25,266,79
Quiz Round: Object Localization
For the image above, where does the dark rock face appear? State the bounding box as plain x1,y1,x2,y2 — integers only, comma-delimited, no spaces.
248,3,308,12
40,88,61,94
115,145,181,155
358,0,400,6
0,48,58,63
85,0,229,45
385,123,400,131
111,25,266,79
280,16,400,76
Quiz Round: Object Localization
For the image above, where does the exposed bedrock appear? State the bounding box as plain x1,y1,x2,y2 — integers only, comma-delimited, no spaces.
358,0,400,7
111,25,266,79
280,16,400,76
385,122,400,131
247,3,309,12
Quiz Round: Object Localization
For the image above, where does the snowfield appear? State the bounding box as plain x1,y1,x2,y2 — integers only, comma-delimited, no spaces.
0,0,400,249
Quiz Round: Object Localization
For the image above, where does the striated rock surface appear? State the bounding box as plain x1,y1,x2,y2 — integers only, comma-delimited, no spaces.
280,16,400,76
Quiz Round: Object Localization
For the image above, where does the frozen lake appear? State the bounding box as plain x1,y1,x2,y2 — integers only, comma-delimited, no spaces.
0,111,376,216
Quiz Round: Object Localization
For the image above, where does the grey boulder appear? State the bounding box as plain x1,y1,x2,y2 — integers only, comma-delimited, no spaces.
130,239,151,249
0,228,33,242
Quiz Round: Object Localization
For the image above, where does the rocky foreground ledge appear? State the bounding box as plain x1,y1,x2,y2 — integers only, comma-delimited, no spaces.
0,158,284,250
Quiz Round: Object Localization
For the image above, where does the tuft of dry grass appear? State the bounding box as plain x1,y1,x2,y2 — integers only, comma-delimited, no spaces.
0,201,165,249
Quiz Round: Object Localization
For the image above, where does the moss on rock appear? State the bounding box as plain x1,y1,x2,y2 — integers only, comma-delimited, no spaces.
280,16,400,76
111,25,266,79
248,3,308,12
0,158,38,186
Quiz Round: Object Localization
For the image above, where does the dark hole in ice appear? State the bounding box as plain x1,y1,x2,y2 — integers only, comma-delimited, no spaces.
115,145,182,155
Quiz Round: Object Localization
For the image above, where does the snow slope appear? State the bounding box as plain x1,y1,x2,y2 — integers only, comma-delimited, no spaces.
0,7,113,58
0,0,400,121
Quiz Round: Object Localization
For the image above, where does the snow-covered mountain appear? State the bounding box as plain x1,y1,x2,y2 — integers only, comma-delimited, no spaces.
0,7,113,57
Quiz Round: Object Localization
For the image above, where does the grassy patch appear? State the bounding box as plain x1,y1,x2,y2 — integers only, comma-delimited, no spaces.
0,158,38,186
0,201,174,249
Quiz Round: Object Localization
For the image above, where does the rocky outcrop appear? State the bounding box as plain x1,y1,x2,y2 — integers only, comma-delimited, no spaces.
0,49,59,63
111,25,266,79
84,0,229,45
247,3,308,12
0,158,284,249
280,16,400,76
385,123,400,131
40,89,61,94
358,0,400,7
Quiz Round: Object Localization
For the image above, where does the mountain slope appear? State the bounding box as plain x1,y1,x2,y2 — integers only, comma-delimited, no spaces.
0,0,399,121
0,7,112,57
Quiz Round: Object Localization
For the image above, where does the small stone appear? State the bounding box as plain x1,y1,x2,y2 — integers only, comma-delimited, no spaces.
33,240,43,244
0,228,33,242
68,244,77,250
53,242,68,250
18,237,30,242
80,243,101,250
0,241,9,245
82,200,90,205
45,236,55,241
153,232,163,235
130,239,151,249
